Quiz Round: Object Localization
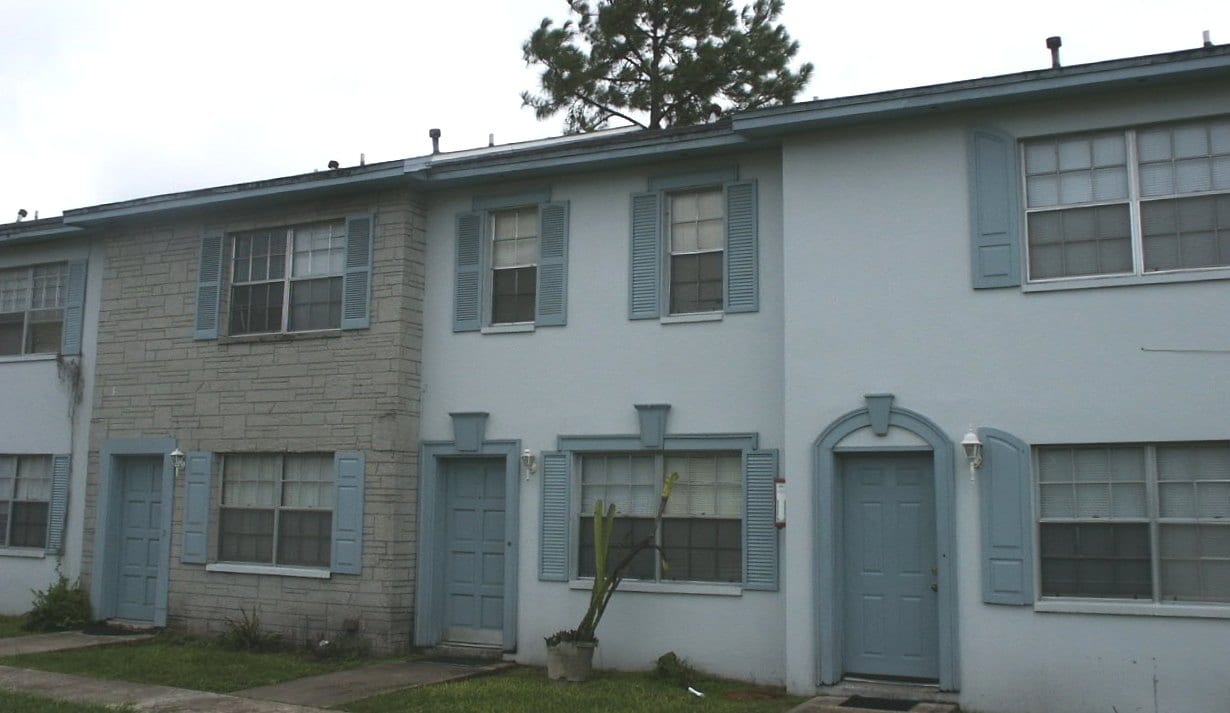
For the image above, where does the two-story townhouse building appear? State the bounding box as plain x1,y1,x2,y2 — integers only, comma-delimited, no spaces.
0,218,99,615
2,40,1227,713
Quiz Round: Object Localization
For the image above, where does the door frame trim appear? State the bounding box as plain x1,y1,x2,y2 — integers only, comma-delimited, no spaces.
415,439,521,651
813,401,959,691
91,437,176,626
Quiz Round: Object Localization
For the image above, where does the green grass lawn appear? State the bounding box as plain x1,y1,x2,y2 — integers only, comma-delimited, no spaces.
341,666,803,713
0,615,32,638
0,632,370,693
0,691,131,713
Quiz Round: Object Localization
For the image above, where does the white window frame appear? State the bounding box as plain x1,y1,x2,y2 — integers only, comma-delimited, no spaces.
217,453,334,568
486,205,539,327
228,221,345,336
1021,116,1230,289
573,450,743,586
0,455,52,550
0,263,68,356
665,187,725,317
1034,442,1230,610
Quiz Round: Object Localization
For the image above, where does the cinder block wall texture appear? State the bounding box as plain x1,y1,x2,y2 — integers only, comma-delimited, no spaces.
82,187,425,653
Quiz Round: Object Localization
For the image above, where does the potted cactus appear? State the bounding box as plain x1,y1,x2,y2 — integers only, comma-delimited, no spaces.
545,472,678,682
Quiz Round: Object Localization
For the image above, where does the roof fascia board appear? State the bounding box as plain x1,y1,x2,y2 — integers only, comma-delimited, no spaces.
734,52,1230,134
413,133,760,185
0,224,86,246
62,164,406,225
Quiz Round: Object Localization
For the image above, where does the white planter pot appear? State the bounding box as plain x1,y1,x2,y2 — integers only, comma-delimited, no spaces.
546,640,597,682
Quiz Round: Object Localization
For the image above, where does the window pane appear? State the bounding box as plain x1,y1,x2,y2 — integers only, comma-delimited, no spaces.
1027,134,1127,207
1142,196,1230,271
0,268,31,312
664,453,742,518
0,506,7,547
1027,205,1132,279
222,454,279,507
289,276,342,331
577,516,655,579
219,508,274,563
670,253,723,314
26,309,63,354
15,456,52,501
229,283,283,335
9,501,48,548
1040,523,1152,598
1038,446,1146,518
0,313,22,356
491,266,536,324
277,510,332,566
283,454,334,508
291,222,345,278
1160,524,1230,603
662,518,741,582
29,265,66,309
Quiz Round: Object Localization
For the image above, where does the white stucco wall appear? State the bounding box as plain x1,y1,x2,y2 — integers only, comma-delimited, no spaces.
779,80,1230,712
0,237,101,614
421,151,788,682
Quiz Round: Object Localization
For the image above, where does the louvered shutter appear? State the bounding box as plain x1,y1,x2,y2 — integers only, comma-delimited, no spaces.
979,428,1034,604
194,233,225,339
743,449,779,590
970,128,1023,288
60,260,87,356
539,451,571,581
724,180,759,313
181,452,212,564
331,451,365,574
46,454,70,552
628,193,661,320
341,214,374,330
536,202,569,326
454,212,483,332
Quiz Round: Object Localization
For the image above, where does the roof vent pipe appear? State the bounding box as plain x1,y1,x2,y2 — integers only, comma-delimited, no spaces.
430,128,441,154
1046,36,1062,69
1204,30,1213,48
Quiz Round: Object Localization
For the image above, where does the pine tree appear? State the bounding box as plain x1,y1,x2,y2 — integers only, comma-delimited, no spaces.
522,0,813,133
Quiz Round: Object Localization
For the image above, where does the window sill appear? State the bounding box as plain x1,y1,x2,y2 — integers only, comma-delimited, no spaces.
218,330,343,345
0,547,47,559
1035,598,1230,619
481,323,535,335
660,312,724,325
568,578,741,597
206,563,331,579
0,353,59,364
1023,266,1230,292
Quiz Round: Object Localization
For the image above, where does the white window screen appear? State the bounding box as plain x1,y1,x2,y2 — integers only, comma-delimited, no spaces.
0,269,30,312
664,453,742,518
222,454,279,507
491,208,539,269
291,222,346,278
670,191,724,253
283,454,334,509
580,454,656,515
14,456,51,501
1038,446,1146,519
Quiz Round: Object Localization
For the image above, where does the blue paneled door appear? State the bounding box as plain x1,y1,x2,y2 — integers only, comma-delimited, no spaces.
444,458,506,646
114,456,164,622
841,453,938,681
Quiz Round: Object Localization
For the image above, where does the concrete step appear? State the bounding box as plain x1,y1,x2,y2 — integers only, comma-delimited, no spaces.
789,695,957,713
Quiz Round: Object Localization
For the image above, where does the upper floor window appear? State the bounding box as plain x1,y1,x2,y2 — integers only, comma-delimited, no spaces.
0,455,52,549
1023,118,1230,281
229,221,345,335
219,453,334,567
490,207,539,324
1037,442,1230,604
668,190,725,314
0,263,67,356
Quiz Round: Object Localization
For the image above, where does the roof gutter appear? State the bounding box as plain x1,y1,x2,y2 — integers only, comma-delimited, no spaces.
0,222,86,246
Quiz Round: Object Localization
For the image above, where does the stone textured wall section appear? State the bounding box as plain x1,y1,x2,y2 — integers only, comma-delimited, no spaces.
82,188,425,653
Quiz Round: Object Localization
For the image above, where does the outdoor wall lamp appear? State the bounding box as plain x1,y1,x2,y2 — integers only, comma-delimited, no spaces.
170,448,186,477
961,428,983,482
521,449,538,480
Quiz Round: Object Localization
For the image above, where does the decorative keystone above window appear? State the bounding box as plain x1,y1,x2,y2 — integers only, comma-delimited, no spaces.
635,404,671,448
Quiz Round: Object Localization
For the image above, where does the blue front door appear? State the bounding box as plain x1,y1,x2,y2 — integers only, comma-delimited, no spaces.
841,453,939,681
114,456,164,622
444,458,506,645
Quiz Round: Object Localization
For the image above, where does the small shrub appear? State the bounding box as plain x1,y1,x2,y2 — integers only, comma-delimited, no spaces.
654,651,703,687
219,608,283,652
24,575,91,632
308,630,370,660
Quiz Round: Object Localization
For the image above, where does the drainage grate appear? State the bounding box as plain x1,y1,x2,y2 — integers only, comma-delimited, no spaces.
840,695,920,711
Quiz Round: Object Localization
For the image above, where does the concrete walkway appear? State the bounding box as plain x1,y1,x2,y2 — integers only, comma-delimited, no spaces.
0,630,515,711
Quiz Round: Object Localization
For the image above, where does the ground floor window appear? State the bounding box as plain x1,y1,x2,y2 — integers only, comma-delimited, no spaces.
1037,442,1230,603
0,455,52,549
577,452,742,583
219,453,333,567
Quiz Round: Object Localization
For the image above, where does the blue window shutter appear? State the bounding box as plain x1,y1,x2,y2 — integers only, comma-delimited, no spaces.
536,202,569,327
979,428,1034,605
629,192,661,320
181,451,212,564
46,454,70,553
331,451,365,575
539,451,570,581
969,128,1022,288
724,180,759,313
743,449,779,591
194,232,225,339
60,260,87,356
454,212,483,332
341,214,374,330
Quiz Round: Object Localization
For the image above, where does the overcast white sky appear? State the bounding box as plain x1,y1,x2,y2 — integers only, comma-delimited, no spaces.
1,0,1223,220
